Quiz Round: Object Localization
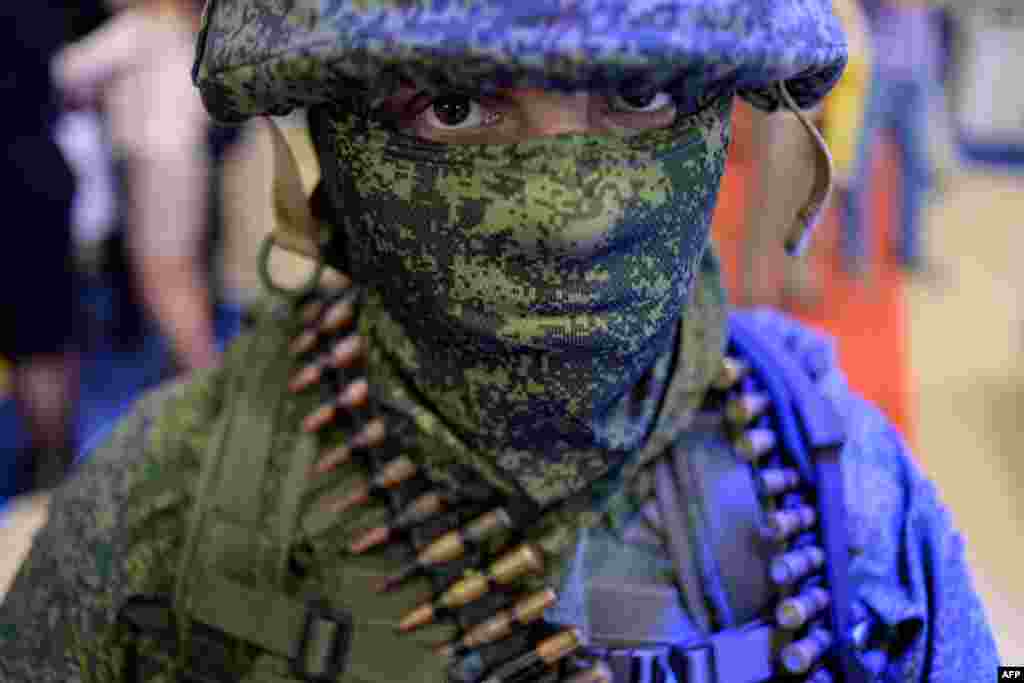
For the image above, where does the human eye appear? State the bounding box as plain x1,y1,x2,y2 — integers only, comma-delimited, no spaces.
372,88,507,142
607,91,675,114
599,90,677,134
398,92,508,143
420,94,498,130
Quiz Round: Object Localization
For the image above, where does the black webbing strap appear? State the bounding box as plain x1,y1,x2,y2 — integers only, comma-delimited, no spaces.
655,456,715,634
596,621,777,683
671,621,778,683
814,444,869,683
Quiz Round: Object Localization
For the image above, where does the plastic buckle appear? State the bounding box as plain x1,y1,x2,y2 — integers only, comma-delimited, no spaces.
290,600,353,682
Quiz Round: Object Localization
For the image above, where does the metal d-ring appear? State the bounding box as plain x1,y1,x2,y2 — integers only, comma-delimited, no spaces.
258,233,326,300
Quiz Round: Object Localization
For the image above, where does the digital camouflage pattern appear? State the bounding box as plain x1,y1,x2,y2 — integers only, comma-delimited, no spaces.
0,304,999,681
312,95,731,505
192,0,848,122
0,0,999,678
0,260,725,682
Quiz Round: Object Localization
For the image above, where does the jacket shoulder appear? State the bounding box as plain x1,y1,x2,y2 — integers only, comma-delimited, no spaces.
735,308,999,679
0,365,229,679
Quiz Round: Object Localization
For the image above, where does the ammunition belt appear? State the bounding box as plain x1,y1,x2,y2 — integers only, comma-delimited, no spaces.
684,318,887,683
532,345,890,683
283,286,596,682
119,286,890,683
283,289,892,683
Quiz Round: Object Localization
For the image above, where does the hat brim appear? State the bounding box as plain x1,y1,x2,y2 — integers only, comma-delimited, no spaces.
194,0,847,123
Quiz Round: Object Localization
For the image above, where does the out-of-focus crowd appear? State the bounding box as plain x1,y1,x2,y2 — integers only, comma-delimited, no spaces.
2,0,247,494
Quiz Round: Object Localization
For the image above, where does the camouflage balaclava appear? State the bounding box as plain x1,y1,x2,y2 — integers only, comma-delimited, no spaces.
305,94,732,500
192,0,848,501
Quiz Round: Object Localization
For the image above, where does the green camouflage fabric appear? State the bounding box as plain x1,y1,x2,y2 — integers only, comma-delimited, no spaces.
310,94,732,506
0,256,725,682
0,304,999,681
192,0,849,122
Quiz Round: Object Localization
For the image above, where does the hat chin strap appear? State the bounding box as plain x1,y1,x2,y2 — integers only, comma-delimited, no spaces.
777,82,835,257
267,116,324,260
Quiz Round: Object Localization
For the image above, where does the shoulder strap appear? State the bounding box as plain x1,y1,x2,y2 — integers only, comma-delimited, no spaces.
169,304,350,680
176,308,298,613
728,312,870,683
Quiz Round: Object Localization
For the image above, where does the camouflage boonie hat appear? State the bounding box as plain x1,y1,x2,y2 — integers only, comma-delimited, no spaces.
193,0,848,123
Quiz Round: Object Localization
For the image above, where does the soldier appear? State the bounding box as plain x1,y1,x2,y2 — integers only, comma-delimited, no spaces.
0,1,998,682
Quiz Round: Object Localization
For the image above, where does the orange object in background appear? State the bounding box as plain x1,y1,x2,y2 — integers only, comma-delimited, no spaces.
713,116,914,446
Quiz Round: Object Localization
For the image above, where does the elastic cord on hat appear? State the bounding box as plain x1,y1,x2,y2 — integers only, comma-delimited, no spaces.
267,117,324,260
776,82,835,257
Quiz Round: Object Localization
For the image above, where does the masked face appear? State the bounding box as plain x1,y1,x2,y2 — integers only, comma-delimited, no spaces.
307,90,732,503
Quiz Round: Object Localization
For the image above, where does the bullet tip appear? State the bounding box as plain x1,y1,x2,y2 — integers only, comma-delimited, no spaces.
398,604,434,632
349,526,390,554
331,487,369,514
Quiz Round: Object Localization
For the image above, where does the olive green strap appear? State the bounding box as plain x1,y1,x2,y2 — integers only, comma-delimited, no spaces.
172,302,349,681
188,571,340,670
174,340,247,628
215,319,299,525
207,311,321,583
275,430,321,584
176,321,287,614
175,310,310,641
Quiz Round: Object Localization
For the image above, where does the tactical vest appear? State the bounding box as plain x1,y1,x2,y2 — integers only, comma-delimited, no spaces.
113,290,883,683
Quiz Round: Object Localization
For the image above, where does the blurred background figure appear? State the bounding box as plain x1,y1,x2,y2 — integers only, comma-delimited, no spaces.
53,0,225,373
0,0,247,499
0,6,80,491
946,2,1024,165
841,0,952,280
740,0,873,308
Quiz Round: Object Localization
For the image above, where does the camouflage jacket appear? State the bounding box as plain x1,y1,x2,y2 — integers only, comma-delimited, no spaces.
0,307,998,682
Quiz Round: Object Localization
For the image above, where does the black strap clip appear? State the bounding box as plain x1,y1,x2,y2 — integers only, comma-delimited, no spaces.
669,640,717,683
668,622,778,683
290,600,353,682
